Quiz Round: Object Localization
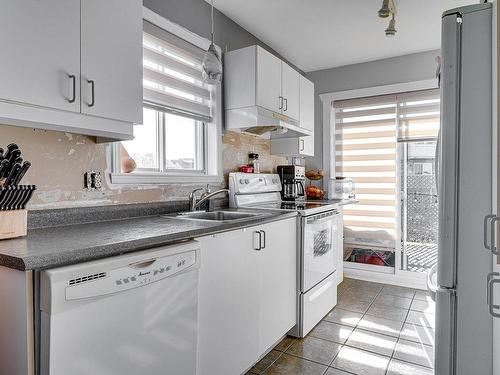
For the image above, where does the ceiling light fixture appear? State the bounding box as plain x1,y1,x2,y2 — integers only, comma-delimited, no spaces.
202,0,223,85
378,0,391,18
378,0,397,36
385,15,396,36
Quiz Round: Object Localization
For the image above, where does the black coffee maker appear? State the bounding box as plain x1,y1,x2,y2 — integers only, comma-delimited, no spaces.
277,165,306,201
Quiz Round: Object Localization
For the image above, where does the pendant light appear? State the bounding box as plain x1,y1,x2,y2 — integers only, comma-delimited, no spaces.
202,0,223,85
378,0,391,18
385,15,397,36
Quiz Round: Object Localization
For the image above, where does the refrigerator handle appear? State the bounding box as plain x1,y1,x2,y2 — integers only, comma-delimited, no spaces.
487,272,500,318
484,214,496,250
490,217,500,255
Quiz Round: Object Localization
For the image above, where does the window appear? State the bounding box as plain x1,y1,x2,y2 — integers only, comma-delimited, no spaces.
111,17,221,184
334,89,440,256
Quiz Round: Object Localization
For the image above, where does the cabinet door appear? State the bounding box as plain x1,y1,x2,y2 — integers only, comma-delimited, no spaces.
256,47,282,113
335,210,344,285
197,229,260,375
300,135,315,157
259,218,297,353
0,0,80,112
299,76,314,132
81,0,142,123
281,63,300,121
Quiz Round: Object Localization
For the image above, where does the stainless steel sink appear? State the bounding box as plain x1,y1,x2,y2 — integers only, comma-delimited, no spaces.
173,210,263,222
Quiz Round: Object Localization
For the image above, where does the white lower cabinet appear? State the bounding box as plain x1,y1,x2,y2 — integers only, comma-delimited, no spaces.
197,217,297,375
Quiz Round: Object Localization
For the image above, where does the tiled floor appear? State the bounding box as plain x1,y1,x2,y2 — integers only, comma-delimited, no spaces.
247,278,435,375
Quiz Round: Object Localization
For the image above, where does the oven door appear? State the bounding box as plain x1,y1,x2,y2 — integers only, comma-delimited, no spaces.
301,210,339,292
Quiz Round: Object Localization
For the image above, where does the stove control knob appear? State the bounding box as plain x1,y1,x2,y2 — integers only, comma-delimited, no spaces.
239,179,245,184
244,179,250,184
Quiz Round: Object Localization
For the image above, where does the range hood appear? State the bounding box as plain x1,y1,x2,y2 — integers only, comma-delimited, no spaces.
225,106,313,139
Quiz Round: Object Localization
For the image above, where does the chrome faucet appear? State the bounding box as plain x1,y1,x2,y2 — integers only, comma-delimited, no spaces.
189,185,229,211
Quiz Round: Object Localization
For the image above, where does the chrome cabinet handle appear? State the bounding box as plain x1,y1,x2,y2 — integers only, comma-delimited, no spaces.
87,79,95,107
300,139,305,151
490,217,500,255
487,272,500,318
279,96,283,110
284,98,288,111
253,231,262,250
68,74,76,103
259,230,266,249
484,214,496,250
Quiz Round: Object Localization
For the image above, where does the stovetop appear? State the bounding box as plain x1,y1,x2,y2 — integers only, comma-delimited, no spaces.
247,200,338,215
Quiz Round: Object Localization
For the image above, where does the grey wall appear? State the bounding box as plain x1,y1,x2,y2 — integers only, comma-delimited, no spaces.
305,49,440,170
143,0,302,72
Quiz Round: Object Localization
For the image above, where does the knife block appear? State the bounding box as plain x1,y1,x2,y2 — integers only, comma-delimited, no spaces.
0,210,27,239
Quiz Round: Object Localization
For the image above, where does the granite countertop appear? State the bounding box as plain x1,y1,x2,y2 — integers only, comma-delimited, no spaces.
0,209,297,271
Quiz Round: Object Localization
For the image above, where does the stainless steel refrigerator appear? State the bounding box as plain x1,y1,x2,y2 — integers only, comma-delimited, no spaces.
436,3,493,374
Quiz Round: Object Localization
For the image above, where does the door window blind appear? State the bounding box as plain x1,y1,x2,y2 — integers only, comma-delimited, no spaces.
143,21,213,122
398,89,440,141
334,89,440,249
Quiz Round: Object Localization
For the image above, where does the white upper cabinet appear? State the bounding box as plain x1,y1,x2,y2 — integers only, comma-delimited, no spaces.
300,75,315,132
271,75,315,157
0,0,142,141
81,0,143,124
225,45,302,121
0,0,81,112
281,62,300,121
256,47,282,113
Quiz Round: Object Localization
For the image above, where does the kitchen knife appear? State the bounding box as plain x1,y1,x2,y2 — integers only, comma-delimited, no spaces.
13,186,28,210
7,187,19,210
12,161,30,186
21,185,36,209
0,186,13,210
3,149,21,178
0,159,9,178
3,143,18,161
17,186,32,210
4,163,21,186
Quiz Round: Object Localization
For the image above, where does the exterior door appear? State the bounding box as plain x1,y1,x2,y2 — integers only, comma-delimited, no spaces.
0,0,80,112
256,47,282,113
81,0,143,123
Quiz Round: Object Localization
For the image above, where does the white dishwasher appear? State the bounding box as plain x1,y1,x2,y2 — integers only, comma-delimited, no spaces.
40,241,200,375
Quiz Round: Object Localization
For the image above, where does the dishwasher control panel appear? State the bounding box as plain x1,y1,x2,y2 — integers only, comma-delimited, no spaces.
65,250,197,301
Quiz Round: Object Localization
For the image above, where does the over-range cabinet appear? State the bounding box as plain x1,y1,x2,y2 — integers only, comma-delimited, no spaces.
436,3,496,374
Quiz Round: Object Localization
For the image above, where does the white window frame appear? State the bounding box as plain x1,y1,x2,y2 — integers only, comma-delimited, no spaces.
319,78,438,288
109,7,223,185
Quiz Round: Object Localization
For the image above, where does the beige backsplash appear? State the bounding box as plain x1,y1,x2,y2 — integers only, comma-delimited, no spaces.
0,125,286,210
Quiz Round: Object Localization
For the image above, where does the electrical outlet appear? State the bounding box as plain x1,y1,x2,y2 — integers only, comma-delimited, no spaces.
84,171,102,191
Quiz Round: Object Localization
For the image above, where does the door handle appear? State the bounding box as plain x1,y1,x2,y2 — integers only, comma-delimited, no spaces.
490,216,500,256
284,98,288,111
487,272,500,318
484,214,496,250
259,230,266,249
253,231,262,250
68,74,76,103
87,79,95,107
279,96,283,110
300,139,305,151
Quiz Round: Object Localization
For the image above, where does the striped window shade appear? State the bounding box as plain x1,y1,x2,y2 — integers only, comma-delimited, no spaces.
335,94,398,248
143,21,213,122
334,88,440,249
398,89,440,142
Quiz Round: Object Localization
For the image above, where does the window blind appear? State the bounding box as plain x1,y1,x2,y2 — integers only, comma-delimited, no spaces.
335,94,398,248
334,89,440,249
398,89,440,142
143,21,213,122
